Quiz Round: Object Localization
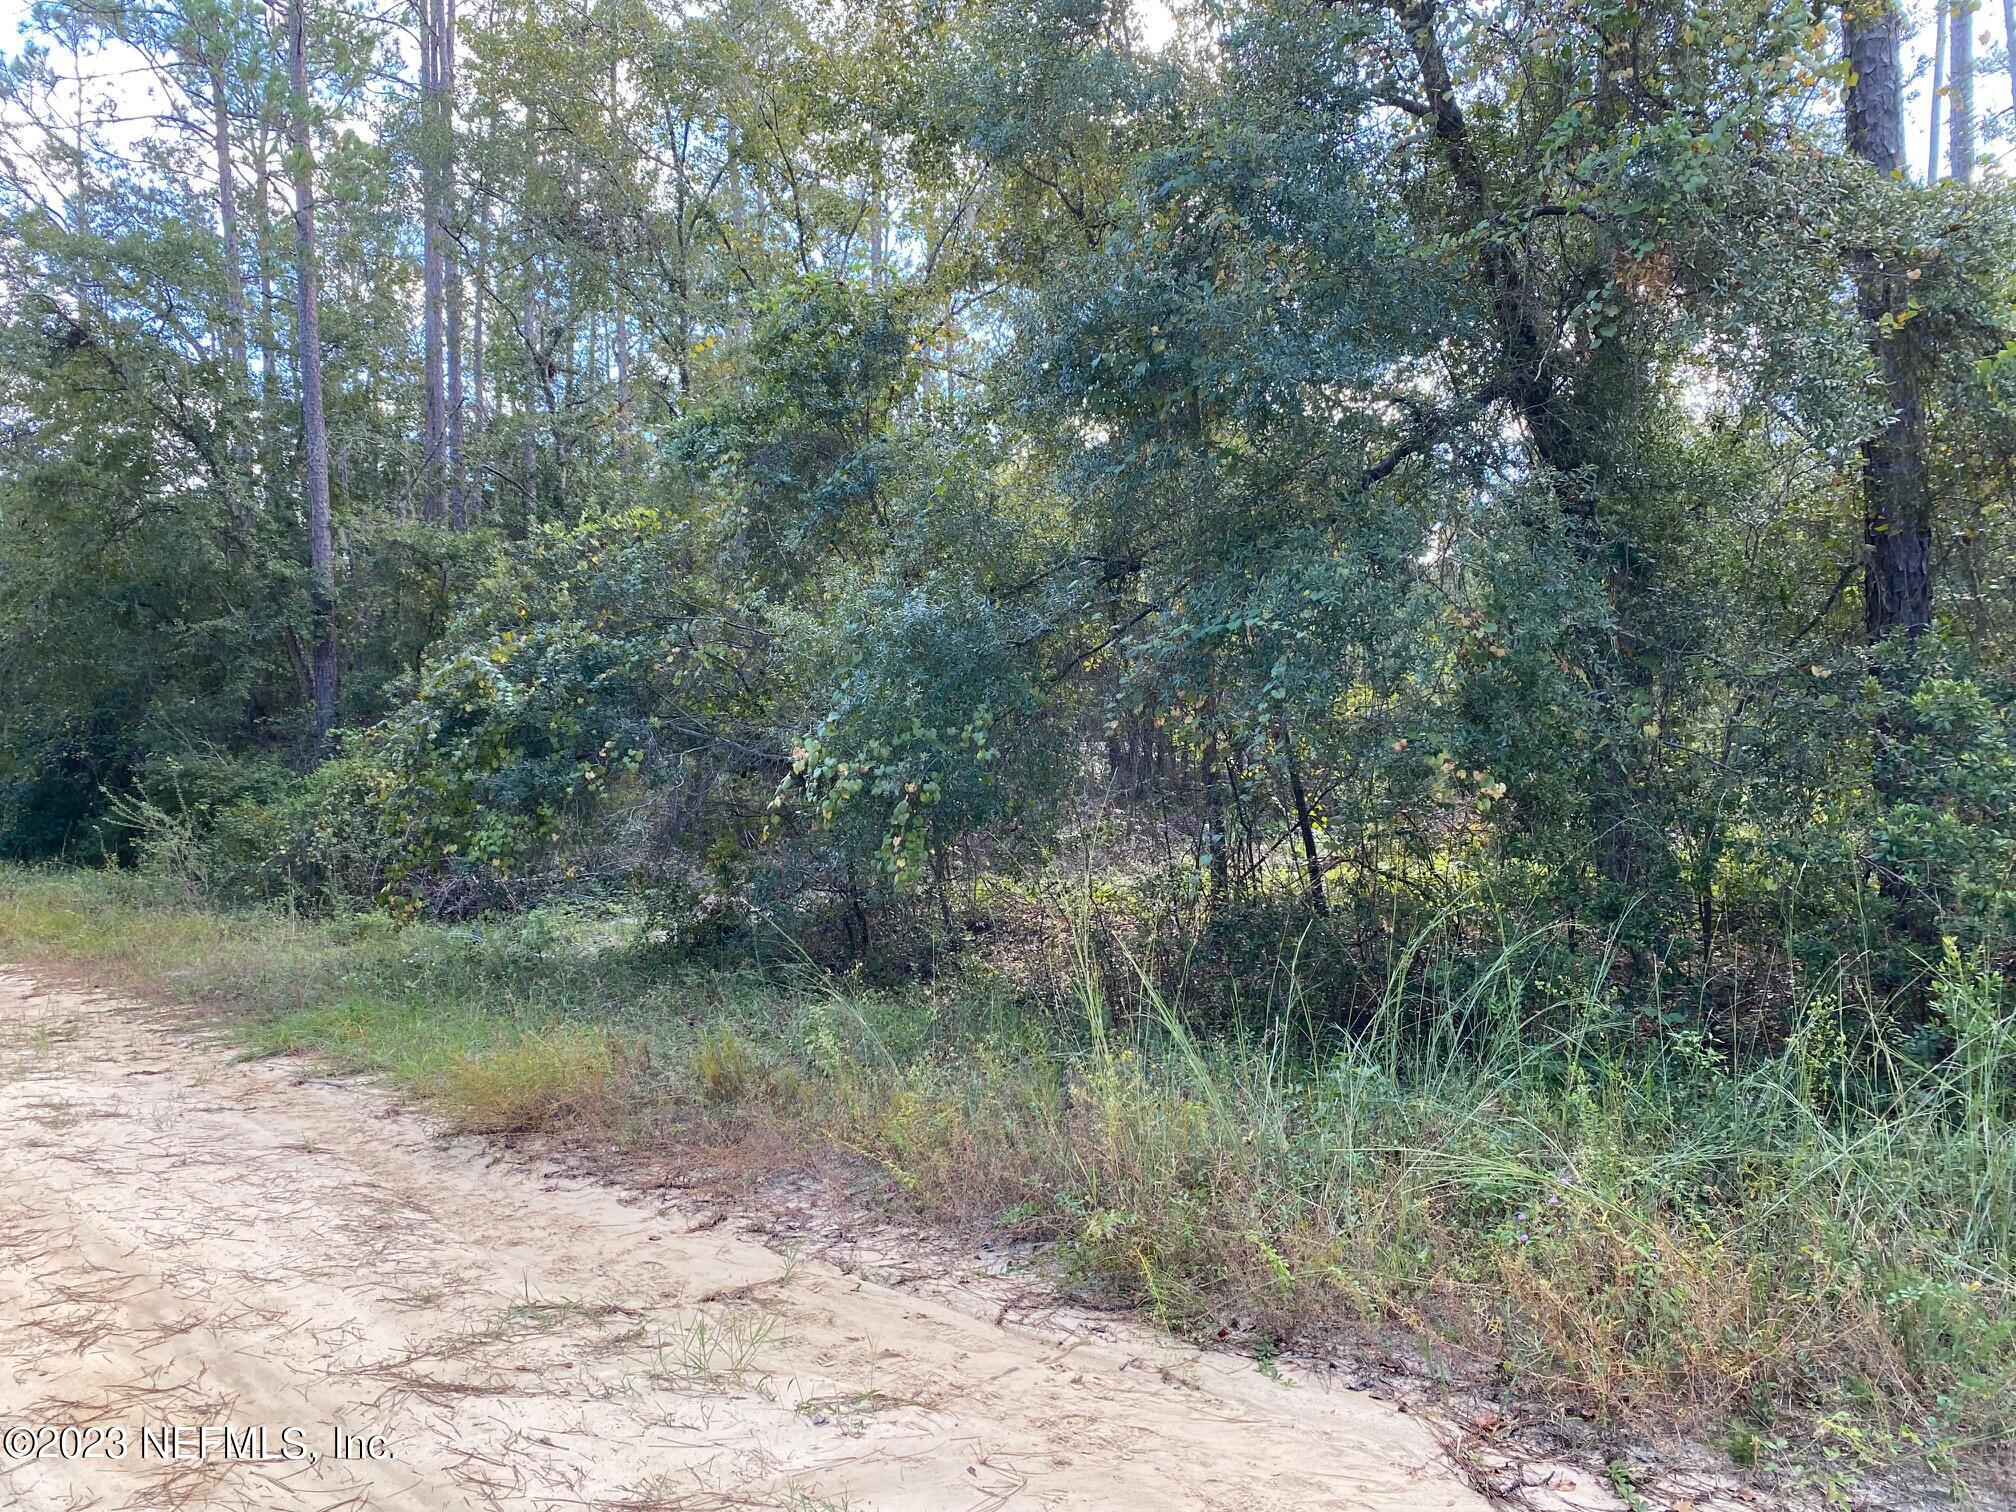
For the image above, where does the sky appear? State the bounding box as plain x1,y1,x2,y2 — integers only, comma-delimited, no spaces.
1137,0,1179,48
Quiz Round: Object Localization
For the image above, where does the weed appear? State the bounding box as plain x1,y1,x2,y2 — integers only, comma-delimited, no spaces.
776,1485,856,1511
431,1025,626,1133
3,866,2011,1487
1606,1460,1651,1512
645,1310,781,1385
694,1022,756,1103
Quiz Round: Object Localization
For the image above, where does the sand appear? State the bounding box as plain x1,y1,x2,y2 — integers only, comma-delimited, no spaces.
0,968,1487,1511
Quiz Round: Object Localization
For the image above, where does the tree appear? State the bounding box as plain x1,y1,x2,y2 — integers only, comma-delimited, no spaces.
1929,0,1945,182
2006,0,2016,129
1843,0,1932,642
419,0,448,522
442,0,466,527
202,12,252,382
2,0,2013,1001
284,0,339,747
1948,0,1975,182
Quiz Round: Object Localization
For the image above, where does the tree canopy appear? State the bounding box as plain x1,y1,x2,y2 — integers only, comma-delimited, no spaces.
3,0,2015,1020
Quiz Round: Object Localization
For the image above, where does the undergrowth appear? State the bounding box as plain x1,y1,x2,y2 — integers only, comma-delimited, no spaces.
1,864,2010,1488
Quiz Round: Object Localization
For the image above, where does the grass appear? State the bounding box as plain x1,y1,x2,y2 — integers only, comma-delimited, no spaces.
1,863,2011,1491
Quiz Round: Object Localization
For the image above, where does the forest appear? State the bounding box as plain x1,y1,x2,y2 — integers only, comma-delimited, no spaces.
2,0,2016,1494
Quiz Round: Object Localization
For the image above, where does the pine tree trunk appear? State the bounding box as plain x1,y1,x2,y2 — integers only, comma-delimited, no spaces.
605,57,631,468
1929,1,1945,182
1844,0,1933,642
285,0,339,750
1948,0,1975,182
208,52,249,378
2005,0,2016,131
253,120,281,498
419,0,447,523
206,38,253,545
442,0,465,527
448,263,466,524
519,264,537,532
673,156,691,401
1841,0,1938,985
470,196,486,519
584,309,598,478
614,309,631,468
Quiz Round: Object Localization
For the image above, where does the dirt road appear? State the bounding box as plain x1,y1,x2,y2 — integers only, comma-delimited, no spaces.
0,970,1488,1511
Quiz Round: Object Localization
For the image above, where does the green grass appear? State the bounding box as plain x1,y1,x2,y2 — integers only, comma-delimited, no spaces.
2,863,2011,1490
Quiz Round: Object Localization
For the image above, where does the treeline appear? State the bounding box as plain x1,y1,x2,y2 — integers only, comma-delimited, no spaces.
3,0,2015,1023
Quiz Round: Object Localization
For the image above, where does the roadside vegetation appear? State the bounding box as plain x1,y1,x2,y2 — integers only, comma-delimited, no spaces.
6,865,2010,1493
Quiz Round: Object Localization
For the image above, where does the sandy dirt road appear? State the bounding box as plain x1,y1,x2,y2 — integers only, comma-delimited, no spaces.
0,969,1489,1512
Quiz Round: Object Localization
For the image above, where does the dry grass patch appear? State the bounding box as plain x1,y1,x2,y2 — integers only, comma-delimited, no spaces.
429,1025,631,1133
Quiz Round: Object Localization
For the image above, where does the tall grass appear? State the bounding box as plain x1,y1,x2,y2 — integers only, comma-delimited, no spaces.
1,864,2009,1478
